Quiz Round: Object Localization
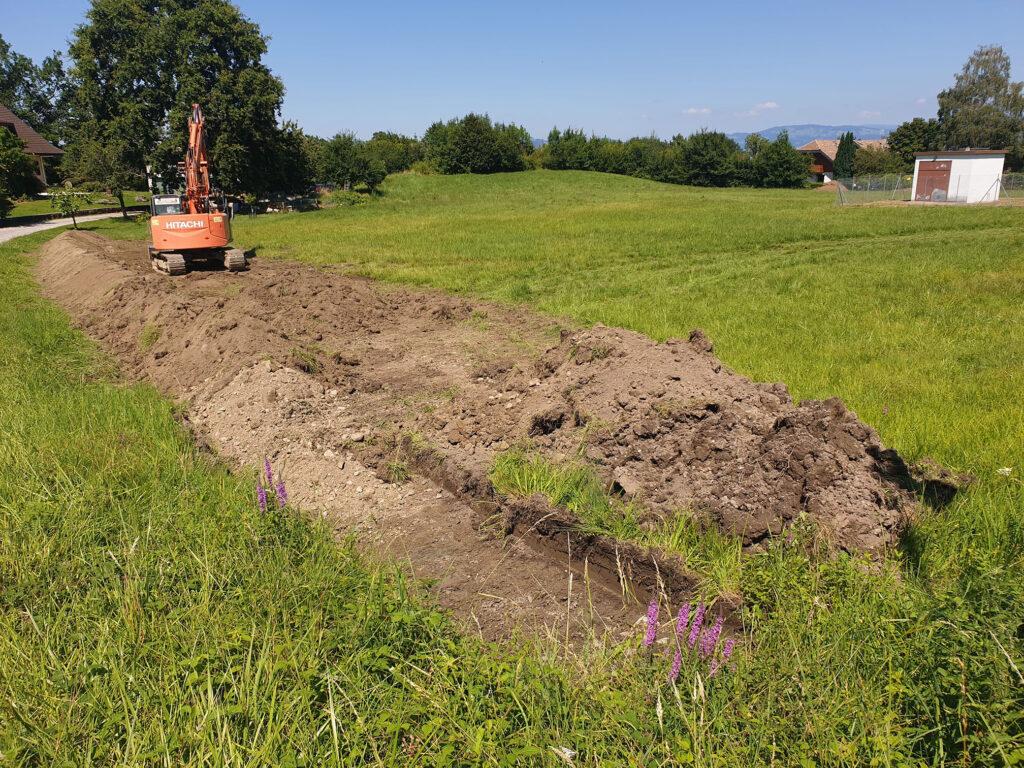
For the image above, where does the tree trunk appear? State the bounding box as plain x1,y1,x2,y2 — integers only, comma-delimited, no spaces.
117,190,128,220
71,211,78,229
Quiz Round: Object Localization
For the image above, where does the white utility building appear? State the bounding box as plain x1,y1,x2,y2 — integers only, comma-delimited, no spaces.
912,149,1006,204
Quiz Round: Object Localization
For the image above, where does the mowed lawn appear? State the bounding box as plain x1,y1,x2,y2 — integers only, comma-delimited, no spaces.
8,190,151,217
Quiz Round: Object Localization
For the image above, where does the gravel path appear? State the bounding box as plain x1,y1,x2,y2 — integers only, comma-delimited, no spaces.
0,212,138,245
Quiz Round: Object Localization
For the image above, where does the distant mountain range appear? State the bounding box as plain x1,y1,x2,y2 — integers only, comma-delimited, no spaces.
727,123,897,147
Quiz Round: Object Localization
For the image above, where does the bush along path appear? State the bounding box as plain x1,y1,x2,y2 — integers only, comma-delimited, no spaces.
1,229,1022,764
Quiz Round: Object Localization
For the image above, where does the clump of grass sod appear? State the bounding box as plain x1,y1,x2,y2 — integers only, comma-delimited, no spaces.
27,165,1024,764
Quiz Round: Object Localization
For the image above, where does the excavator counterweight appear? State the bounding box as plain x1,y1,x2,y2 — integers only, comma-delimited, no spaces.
149,104,247,275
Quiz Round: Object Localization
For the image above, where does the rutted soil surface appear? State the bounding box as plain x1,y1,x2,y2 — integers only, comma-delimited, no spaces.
35,231,924,637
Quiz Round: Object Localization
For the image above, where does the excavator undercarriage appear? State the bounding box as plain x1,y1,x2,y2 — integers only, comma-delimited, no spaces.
149,246,246,275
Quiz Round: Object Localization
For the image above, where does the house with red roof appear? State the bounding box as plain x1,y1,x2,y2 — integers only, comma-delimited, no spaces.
0,103,63,186
798,138,888,182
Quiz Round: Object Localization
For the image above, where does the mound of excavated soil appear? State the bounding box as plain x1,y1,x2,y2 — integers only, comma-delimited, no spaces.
35,231,923,632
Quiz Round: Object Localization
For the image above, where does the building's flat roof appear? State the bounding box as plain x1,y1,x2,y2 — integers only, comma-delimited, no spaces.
914,149,1007,156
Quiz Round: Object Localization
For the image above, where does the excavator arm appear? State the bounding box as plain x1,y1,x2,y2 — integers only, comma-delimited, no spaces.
183,104,211,215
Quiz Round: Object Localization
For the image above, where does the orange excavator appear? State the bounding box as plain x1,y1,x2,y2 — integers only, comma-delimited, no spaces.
148,104,247,275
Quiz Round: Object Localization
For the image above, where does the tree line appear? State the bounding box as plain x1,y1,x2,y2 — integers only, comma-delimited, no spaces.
2,3,1023,218
303,116,811,191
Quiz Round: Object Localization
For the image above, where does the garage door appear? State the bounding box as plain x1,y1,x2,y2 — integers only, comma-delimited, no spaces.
916,160,952,201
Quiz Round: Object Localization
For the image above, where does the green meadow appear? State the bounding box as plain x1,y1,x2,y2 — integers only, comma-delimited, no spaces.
6,170,1022,764
6,190,151,218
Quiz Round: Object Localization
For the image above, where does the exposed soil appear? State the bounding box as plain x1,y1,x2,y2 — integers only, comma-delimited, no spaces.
35,231,926,637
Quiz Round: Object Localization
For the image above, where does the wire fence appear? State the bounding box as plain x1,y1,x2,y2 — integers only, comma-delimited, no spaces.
837,172,1024,205
1000,172,1024,199
835,175,912,205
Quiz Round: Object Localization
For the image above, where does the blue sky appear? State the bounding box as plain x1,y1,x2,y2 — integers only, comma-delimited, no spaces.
5,0,1024,140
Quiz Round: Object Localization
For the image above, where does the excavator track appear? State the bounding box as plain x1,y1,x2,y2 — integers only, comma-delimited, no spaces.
223,248,247,272
152,252,187,276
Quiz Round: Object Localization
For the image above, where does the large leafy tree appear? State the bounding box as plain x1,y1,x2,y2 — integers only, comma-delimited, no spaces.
62,132,145,218
300,133,329,182
364,132,422,174
834,131,856,179
0,34,73,147
751,132,809,188
322,132,358,187
424,114,530,174
67,0,303,196
545,128,592,171
887,117,941,168
937,45,1023,152
853,145,903,175
678,130,740,187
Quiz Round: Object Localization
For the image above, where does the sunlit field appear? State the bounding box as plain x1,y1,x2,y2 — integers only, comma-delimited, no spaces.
20,170,1024,764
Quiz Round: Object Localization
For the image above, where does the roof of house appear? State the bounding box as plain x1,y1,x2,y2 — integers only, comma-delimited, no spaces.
0,103,63,156
914,149,1007,157
797,138,888,161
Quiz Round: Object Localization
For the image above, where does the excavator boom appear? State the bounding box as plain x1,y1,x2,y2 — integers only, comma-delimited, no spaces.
184,104,211,214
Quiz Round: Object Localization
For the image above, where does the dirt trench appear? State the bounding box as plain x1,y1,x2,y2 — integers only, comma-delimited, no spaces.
34,231,922,639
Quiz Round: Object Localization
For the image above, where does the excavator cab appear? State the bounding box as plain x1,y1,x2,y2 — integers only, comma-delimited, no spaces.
151,195,184,216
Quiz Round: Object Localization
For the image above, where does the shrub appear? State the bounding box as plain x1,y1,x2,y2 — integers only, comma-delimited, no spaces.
49,181,93,228
0,128,40,199
409,159,438,175
0,182,12,220
352,149,387,193
328,189,368,207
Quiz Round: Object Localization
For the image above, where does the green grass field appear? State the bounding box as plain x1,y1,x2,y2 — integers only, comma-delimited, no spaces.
9,170,1024,764
8,189,150,217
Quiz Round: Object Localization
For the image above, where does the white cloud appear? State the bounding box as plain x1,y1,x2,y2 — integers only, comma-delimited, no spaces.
685,106,712,115
859,110,882,119
915,97,928,106
737,100,780,117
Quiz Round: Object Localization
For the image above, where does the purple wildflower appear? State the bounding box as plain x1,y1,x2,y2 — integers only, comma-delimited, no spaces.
256,479,268,514
721,637,736,663
710,637,737,678
701,614,724,659
643,599,659,648
275,477,288,507
675,603,690,639
669,648,682,682
264,457,274,486
687,602,706,650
